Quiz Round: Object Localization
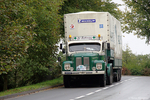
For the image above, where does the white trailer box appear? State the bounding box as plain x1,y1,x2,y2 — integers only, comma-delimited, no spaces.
64,11,122,61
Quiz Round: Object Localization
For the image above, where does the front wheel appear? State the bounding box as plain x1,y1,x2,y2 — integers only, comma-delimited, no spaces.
63,75,70,88
100,75,106,87
107,66,113,85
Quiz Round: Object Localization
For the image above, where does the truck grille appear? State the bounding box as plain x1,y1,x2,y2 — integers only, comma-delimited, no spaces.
76,57,82,67
76,57,89,70
84,57,89,70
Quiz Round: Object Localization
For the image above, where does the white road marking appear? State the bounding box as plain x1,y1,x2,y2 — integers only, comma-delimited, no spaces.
70,77,139,100
103,87,109,90
95,89,102,92
75,95,85,99
108,85,114,88
86,92,94,96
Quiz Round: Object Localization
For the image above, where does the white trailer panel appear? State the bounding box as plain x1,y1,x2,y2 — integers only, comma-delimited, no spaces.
64,11,122,59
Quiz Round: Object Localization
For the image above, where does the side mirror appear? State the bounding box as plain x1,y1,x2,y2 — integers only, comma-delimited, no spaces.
60,44,62,49
62,48,65,53
58,57,61,62
107,43,110,50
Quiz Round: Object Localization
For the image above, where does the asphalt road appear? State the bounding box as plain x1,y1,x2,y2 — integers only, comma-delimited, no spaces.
7,76,150,100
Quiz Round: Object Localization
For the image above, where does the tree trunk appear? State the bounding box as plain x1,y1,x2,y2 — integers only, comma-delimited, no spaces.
3,74,8,91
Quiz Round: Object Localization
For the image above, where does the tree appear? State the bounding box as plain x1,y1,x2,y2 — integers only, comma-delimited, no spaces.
122,44,132,67
122,0,150,44
0,0,33,90
0,0,63,90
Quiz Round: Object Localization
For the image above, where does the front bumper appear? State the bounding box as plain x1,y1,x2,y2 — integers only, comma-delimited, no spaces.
62,71,105,75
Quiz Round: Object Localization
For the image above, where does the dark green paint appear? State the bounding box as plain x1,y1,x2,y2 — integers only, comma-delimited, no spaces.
107,49,111,57
99,55,105,60
62,52,106,71
107,63,112,76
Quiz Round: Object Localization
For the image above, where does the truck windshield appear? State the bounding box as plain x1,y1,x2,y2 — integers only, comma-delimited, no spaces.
69,43,100,52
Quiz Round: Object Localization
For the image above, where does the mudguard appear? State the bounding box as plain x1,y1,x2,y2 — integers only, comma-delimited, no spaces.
107,63,112,77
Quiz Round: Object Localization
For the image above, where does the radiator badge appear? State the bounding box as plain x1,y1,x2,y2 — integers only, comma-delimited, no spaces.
76,65,86,71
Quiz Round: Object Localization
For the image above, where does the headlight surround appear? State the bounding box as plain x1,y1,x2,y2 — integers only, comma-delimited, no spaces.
96,63,102,70
92,67,96,71
70,67,74,71
64,64,70,70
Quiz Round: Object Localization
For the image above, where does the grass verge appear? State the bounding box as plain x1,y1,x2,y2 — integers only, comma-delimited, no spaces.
0,76,63,97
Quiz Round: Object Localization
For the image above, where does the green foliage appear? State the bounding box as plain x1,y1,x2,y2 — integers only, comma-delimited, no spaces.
122,44,150,76
26,0,63,72
0,0,64,91
19,59,50,85
60,0,122,18
0,0,33,75
122,0,150,44
50,51,66,79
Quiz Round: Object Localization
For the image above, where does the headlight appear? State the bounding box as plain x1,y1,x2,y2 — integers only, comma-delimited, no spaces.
96,63,102,70
64,64,70,70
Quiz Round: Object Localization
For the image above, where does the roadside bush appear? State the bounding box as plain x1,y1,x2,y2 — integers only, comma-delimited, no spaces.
130,68,142,75
122,67,131,75
50,63,61,79
142,68,150,76
1,57,58,91
122,45,150,76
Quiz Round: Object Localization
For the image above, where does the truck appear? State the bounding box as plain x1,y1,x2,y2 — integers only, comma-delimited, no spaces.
59,11,122,88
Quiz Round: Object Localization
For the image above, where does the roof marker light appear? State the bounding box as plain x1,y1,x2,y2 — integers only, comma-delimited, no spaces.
69,35,72,38
69,35,72,41
98,34,101,40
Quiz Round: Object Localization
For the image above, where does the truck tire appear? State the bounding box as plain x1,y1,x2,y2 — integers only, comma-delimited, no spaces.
100,75,106,87
107,66,113,85
118,69,122,81
114,71,118,82
63,75,70,88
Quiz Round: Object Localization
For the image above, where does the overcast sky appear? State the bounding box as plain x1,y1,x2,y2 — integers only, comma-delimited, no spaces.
112,0,150,55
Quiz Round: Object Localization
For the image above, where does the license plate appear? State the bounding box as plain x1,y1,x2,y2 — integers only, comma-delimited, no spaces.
79,72,86,74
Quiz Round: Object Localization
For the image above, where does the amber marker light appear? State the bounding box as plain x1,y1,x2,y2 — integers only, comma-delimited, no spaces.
98,34,101,40
69,35,72,41
69,35,72,38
